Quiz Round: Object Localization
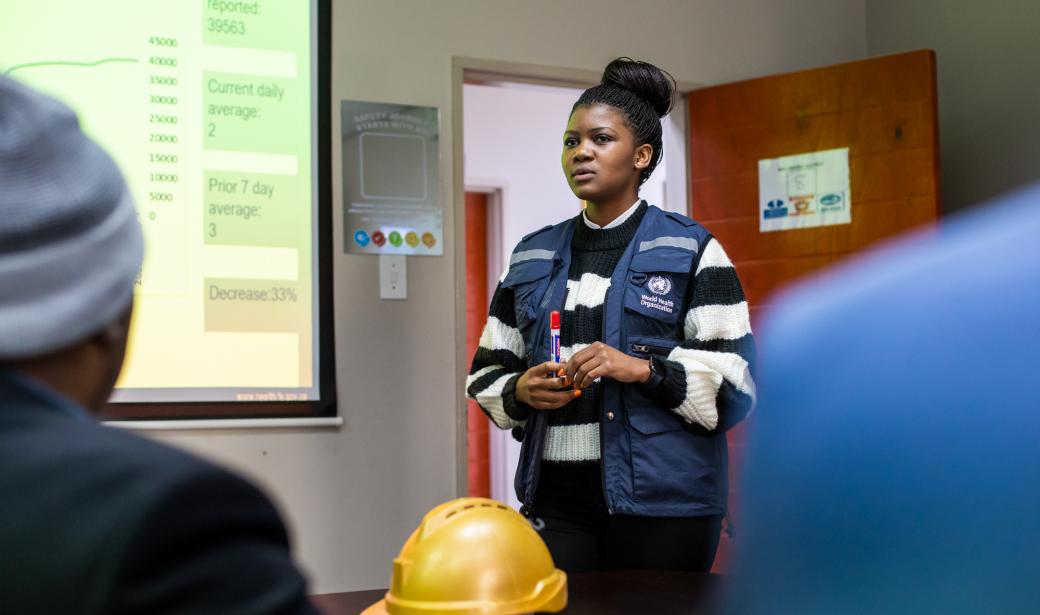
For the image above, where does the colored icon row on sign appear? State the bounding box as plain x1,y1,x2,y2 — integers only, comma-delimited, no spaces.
354,229,437,249
764,192,845,220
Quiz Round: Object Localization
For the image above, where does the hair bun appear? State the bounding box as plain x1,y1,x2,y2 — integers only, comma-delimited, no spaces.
601,57,676,118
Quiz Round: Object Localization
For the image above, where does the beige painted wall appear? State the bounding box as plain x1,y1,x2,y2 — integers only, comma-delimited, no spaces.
144,0,867,593
866,0,1040,214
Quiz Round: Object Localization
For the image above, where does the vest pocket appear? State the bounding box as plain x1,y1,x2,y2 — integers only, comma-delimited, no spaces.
624,371,721,508
624,336,681,435
631,431,720,507
501,260,554,332
624,248,692,325
626,387,687,435
625,392,720,507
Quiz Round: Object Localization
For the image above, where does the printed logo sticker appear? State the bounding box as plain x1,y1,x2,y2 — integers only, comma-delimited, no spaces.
820,193,842,206
764,198,789,219
819,191,845,213
647,275,672,296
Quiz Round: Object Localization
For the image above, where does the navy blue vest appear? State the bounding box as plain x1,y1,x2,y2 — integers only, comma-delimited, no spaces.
502,205,727,517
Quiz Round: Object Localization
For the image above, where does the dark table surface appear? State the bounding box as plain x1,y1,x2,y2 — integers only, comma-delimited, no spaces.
311,571,726,614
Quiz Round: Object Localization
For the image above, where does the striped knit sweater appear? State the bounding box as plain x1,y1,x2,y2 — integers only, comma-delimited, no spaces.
467,201,756,467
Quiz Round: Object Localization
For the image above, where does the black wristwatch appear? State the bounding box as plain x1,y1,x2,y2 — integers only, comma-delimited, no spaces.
643,355,666,389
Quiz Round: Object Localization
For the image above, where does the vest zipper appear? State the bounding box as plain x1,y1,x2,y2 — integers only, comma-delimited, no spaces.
631,342,672,356
600,257,618,516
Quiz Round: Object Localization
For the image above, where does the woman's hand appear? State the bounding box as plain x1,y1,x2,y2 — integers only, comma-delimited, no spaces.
516,362,581,410
565,342,651,390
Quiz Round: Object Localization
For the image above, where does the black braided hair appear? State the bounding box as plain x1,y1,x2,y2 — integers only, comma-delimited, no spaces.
572,57,677,185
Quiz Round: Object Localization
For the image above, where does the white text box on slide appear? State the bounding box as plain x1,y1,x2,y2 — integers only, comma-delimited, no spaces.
203,245,299,281
202,150,300,175
201,45,298,79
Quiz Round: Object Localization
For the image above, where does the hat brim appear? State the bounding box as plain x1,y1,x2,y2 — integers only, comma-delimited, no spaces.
361,599,389,615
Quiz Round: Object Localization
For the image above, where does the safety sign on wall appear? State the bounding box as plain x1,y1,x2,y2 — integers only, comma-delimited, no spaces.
758,147,850,233
342,100,442,255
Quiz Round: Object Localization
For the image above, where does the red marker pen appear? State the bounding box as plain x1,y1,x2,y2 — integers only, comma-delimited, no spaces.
549,310,561,375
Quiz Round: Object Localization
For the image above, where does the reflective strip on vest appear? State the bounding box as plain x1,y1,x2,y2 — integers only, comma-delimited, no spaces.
510,248,555,265
638,236,699,253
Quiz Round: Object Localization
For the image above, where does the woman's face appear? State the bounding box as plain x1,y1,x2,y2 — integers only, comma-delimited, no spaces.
562,103,650,204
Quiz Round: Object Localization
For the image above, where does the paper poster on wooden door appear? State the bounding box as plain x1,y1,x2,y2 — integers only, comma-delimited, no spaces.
758,147,850,232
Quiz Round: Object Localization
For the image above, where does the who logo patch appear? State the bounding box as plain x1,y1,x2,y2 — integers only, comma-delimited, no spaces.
647,275,673,296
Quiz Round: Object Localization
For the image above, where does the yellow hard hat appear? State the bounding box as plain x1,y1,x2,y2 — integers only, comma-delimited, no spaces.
362,497,567,615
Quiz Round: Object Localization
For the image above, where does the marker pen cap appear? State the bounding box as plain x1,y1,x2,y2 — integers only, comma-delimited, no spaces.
550,311,560,330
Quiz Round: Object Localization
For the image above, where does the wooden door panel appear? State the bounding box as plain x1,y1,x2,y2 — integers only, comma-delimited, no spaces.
748,305,771,329
824,51,936,109
690,175,758,221
733,256,845,306
691,99,933,178
690,51,936,133
851,149,937,203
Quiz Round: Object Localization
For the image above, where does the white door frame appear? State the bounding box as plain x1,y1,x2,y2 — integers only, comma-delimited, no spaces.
462,183,511,504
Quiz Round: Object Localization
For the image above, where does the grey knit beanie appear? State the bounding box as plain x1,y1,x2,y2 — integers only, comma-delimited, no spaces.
0,76,143,359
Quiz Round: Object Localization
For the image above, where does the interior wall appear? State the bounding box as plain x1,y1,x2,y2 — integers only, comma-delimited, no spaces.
866,0,1040,214
141,0,867,594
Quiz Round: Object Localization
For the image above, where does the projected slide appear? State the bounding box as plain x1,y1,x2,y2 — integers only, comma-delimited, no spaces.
0,1,320,403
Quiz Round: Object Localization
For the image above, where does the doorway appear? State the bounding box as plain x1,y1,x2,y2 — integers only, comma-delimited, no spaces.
460,70,689,509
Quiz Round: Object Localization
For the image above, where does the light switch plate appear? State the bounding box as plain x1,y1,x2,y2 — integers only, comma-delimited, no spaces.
379,254,407,299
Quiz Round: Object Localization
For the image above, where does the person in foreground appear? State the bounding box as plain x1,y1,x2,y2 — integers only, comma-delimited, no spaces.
0,75,319,614
729,183,1040,614
466,58,756,572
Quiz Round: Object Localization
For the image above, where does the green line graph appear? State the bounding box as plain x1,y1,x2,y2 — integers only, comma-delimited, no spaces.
3,57,138,76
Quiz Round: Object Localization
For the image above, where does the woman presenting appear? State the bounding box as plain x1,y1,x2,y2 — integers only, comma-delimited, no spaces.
466,58,756,573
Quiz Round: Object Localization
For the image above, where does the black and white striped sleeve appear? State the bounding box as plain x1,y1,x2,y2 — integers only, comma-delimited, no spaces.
665,237,757,430
465,282,533,429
